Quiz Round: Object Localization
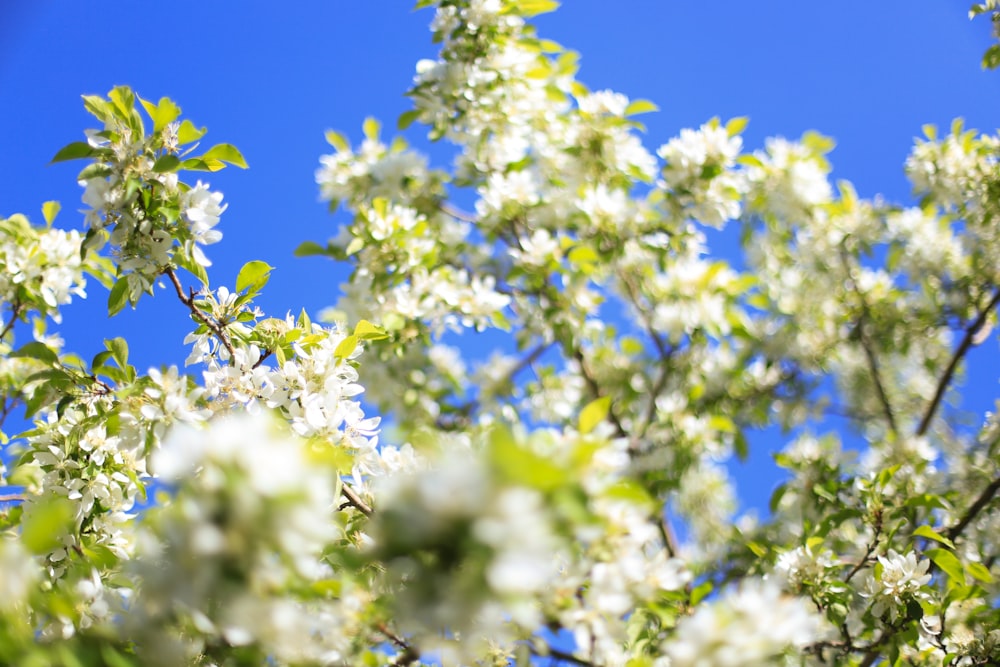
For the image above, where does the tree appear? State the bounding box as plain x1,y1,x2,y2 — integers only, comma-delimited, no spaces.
1,1,1000,665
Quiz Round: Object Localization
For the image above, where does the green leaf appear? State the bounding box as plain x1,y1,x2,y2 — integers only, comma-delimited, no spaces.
51,142,96,163
689,580,713,605
108,277,130,316
624,99,659,116
21,496,74,554
152,154,181,173
105,337,129,368
965,561,993,583
100,646,138,667
139,95,182,133
345,236,365,256
41,201,61,225
77,163,113,181
708,414,736,433
488,426,566,490
913,525,955,549
353,319,389,341
926,548,965,586
175,248,210,287
579,396,611,435
202,143,248,169
334,335,359,360
82,94,111,121
513,0,560,17
362,117,381,141
10,341,59,365
725,116,749,136
108,85,136,123
236,260,273,294
983,44,1000,70
294,240,327,257
325,130,350,152
397,109,421,130
176,119,206,144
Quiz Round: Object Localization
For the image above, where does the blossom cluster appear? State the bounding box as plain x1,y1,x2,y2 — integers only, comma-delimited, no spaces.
1,1,999,666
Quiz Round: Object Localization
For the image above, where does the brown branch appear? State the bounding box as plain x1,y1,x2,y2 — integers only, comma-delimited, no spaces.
839,250,897,435
917,287,1000,436
530,643,596,667
0,301,23,342
0,494,26,503
570,347,629,441
251,349,273,370
165,267,237,360
378,623,419,666
439,202,479,223
340,482,373,517
844,511,882,583
945,473,1000,542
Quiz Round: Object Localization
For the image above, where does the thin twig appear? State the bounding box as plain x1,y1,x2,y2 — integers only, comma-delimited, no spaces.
530,643,596,667
378,623,419,666
165,268,236,359
0,494,26,503
340,482,373,517
0,302,23,342
439,202,479,223
917,287,1000,436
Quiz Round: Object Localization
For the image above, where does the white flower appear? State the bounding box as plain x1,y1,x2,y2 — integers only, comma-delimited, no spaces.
861,549,931,621
667,578,824,667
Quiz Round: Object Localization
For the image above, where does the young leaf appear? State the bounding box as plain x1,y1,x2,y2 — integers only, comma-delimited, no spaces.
362,117,381,141
176,119,207,144
579,396,611,435
913,525,955,549
624,99,659,116
42,201,61,225
139,95,182,133
201,143,248,169
334,335,359,361
354,319,389,341
325,130,350,152
725,116,749,136
236,260,273,294
925,548,965,586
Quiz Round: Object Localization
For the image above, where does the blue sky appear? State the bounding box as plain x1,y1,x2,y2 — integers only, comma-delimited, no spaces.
2,2,999,513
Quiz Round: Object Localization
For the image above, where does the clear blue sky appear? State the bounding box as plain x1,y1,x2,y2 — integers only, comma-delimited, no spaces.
2,2,999,513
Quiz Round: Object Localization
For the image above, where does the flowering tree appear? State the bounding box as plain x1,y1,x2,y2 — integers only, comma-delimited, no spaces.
2,2,1000,665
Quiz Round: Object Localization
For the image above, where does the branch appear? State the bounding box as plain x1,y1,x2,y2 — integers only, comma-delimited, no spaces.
844,510,882,583
839,250,897,435
945,473,1000,542
0,494,25,503
530,642,596,667
570,347,629,441
617,273,675,439
378,623,419,666
340,482,373,517
0,301,23,342
917,287,1000,436
439,202,478,224
165,268,237,360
